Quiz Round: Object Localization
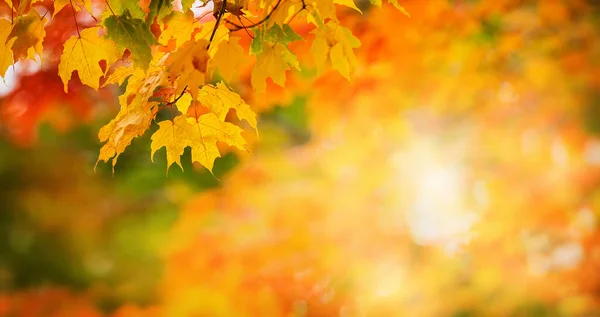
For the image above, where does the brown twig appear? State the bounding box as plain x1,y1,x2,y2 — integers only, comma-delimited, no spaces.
237,15,254,39
157,86,189,112
226,0,283,30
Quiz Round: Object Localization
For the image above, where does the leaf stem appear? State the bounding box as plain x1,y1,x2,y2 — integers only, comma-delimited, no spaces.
70,0,81,37
104,0,117,17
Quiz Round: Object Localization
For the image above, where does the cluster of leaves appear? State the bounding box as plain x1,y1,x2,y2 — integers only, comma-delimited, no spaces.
0,0,407,172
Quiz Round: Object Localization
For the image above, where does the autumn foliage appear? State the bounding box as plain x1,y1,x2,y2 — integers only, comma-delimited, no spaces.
2,0,600,316
0,0,405,172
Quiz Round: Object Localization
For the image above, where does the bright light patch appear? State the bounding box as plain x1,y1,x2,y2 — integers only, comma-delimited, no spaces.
0,64,18,97
393,137,479,253
408,165,478,253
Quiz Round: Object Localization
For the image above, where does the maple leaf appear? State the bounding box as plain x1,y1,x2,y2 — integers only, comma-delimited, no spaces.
103,10,157,69
148,0,173,22
58,27,120,92
251,24,302,53
208,36,245,82
150,116,191,171
0,19,17,78
186,113,247,172
168,39,210,99
251,44,299,92
97,106,157,171
105,0,146,18
311,21,361,80
96,54,168,170
197,83,258,132
157,11,196,48
8,9,47,62
102,65,135,87
151,114,247,172
119,56,168,107
250,24,302,92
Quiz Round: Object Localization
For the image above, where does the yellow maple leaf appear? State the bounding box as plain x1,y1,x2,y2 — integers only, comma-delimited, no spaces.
58,27,120,92
150,116,191,171
102,65,135,87
8,9,47,62
187,113,247,172
0,19,17,78
168,39,210,99
97,54,169,171
151,114,246,172
251,44,299,92
311,20,361,80
158,11,197,48
96,105,157,171
120,54,169,107
197,83,258,132
208,37,245,83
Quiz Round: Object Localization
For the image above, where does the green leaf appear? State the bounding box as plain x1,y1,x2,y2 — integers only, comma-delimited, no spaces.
104,10,157,69
250,24,302,55
250,27,264,55
264,24,302,45
282,24,302,43
106,0,146,18
148,0,173,22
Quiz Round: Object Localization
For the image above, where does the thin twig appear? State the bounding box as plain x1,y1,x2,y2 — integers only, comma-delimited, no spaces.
157,86,188,112
237,15,254,39
207,0,227,49
285,0,307,24
226,0,283,30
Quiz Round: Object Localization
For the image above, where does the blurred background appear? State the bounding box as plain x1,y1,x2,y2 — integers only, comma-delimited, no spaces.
1,0,600,316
